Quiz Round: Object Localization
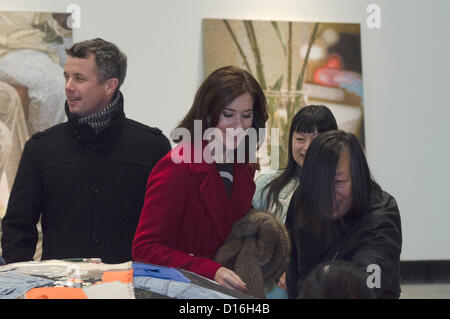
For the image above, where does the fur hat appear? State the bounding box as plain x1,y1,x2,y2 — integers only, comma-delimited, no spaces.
214,209,290,298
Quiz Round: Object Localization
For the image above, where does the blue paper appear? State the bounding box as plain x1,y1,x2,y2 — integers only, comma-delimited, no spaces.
132,262,190,283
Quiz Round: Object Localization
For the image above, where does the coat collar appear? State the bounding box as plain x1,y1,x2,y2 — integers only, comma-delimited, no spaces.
65,91,126,147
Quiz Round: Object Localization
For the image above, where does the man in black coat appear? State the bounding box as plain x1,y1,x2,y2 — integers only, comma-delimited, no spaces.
1,38,171,264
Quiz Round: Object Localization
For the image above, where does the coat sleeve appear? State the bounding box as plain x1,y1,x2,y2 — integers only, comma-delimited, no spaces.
132,154,222,280
286,228,299,298
348,194,402,298
285,187,300,298
1,139,42,263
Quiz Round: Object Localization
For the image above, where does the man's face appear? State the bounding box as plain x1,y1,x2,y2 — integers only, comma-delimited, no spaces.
330,149,353,220
64,55,111,115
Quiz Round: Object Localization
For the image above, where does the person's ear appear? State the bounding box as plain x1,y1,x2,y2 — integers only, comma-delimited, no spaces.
104,78,119,95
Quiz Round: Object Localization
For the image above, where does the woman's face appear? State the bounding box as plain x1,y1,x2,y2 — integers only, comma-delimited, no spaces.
216,92,254,150
292,130,319,167
330,149,353,220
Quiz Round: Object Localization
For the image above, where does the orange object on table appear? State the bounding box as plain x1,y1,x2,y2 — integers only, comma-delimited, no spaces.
101,269,133,284
25,287,88,299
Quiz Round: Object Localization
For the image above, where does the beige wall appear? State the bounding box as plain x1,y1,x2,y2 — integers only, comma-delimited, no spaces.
1,0,449,260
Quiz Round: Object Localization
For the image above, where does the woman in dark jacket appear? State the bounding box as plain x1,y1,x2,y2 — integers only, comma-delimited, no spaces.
252,104,338,298
286,130,402,299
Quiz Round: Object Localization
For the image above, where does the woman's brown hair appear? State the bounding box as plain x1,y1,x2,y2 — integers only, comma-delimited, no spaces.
172,66,268,165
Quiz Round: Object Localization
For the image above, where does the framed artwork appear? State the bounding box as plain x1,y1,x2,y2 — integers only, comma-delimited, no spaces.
203,19,364,170
0,10,73,258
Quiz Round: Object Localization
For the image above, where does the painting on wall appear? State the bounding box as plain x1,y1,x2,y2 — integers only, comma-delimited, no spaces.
203,19,364,171
0,11,73,257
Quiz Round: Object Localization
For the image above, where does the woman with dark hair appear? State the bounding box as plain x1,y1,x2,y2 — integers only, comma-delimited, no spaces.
252,104,337,298
298,260,375,299
132,66,268,292
285,130,402,299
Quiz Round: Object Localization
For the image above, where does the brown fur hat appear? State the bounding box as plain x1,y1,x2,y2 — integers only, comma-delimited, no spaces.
214,209,290,298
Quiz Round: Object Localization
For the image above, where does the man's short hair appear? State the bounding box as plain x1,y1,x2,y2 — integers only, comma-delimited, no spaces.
65,38,127,89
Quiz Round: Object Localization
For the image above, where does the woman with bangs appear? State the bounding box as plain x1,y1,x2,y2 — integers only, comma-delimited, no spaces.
285,130,402,299
252,104,338,298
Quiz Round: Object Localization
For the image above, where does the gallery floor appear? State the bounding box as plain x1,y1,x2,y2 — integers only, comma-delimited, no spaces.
400,283,450,299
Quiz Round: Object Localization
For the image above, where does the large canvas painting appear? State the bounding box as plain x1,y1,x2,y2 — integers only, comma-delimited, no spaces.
0,11,73,258
203,19,364,170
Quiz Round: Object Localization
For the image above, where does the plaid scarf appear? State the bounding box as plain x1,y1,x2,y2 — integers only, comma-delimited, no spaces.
78,91,121,134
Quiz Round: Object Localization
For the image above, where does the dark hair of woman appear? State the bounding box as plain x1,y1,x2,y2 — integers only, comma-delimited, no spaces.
263,105,337,217
298,260,375,299
297,130,382,244
172,65,268,152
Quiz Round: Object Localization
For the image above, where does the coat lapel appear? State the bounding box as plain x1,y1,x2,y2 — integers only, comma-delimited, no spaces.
230,163,256,220
198,165,232,242
183,140,256,243
190,161,255,244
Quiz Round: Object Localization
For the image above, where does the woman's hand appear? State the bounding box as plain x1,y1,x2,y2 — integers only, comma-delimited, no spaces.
277,272,287,290
214,267,247,292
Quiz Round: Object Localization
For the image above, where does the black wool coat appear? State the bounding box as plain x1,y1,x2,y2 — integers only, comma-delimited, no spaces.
1,94,171,264
286,188,402,299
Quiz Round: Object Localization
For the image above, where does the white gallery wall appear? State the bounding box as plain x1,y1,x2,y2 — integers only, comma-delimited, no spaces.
1,0,449,261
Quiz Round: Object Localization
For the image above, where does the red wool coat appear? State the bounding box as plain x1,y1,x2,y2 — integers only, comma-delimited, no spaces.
132,142,256,280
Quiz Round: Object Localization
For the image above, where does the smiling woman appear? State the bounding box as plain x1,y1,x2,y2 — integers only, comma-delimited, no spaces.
330,148,353,220
215,91,254,151
285,130,402,299
132,66,269,294
252,104,337,298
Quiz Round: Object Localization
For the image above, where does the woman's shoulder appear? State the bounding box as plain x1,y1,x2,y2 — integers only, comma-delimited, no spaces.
366,190,399,218
367,190,401,226
148,144,194,180
255,169,282,185
349,190,401,236
253,170,283,209
158,142,207,168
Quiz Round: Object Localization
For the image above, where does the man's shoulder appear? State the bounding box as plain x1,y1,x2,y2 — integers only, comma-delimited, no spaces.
124,119,164,136
31,122,69,140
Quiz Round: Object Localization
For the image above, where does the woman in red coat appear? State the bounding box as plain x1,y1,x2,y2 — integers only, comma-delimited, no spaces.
132,66,268,292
